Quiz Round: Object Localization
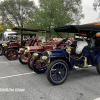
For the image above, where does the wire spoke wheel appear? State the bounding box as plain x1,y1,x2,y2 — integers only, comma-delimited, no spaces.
47,59,69,85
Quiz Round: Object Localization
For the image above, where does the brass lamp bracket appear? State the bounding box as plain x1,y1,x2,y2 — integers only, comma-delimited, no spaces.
67,46,71,61
84,57,87,66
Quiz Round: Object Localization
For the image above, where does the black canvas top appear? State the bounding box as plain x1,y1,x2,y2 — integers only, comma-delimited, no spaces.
21,33,36,36
54,25,100,38
54,25,100,33
13,27,51,33
8,33,36,36
8,33,18,35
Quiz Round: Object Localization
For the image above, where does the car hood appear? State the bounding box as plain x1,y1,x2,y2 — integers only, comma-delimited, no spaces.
28,46,43,52
46,49,68,57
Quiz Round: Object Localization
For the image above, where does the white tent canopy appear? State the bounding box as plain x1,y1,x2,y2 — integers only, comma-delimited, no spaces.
3,29,17,38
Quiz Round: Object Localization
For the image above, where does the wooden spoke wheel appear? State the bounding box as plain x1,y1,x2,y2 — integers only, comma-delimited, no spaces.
5,49,18,60
28,55,34,70
32,57,47,74
19,54,28,64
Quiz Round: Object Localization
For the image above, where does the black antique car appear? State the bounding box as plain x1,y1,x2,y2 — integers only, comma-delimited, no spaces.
32,25,100,85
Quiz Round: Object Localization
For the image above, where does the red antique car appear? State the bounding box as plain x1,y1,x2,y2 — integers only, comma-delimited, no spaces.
2,27,46,60
0,33,19,55
3,33,36,60
18,32,52,65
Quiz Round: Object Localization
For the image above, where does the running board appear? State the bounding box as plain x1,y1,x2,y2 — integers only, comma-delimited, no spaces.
73,66,96,70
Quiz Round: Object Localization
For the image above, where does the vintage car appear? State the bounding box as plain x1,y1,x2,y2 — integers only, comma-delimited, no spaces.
33,25,100,85
2,27,38,60
26,37,74,70
19,37,52,65
0,33,19,56
18,29,51,65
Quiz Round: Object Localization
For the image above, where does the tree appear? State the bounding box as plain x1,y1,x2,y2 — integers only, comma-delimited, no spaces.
0,0,36,27
93,0,100,19
93,0,100,11
26,0,84,30
64,0,84,24
0,23,7,32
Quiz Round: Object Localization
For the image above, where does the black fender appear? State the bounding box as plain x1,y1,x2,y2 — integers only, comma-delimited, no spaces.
50,57,72,70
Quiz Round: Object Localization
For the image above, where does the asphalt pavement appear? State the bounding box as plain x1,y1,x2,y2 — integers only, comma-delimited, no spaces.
0,55,100,100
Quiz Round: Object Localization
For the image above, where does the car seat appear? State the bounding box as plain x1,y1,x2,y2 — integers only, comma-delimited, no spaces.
75,40,88,55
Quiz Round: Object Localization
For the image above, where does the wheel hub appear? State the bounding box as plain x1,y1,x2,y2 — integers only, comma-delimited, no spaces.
58,71,61,74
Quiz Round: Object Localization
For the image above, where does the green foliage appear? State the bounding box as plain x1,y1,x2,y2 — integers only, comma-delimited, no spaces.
64,0,84,24
0,0,36,27
25,0,84,37
0,0,84,38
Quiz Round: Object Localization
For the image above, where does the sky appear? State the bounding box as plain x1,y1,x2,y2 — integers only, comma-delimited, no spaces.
80,0,100,24
34,0,100,25
0,0,100,25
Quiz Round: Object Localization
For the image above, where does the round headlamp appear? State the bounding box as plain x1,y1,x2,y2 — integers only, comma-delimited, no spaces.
2,43,7,47
40,56,48,62
24,49,29,54
33,53,39,58
41,51,50,63
19,48,24,53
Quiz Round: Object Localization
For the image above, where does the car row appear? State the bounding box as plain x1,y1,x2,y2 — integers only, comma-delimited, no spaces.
1,25,100,85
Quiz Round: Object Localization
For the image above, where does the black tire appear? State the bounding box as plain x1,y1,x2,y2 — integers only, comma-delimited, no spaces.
28,55,33,70
19,53,27,64
5,49,18,60
32,57,47,74
96,59,100,74
0,46,3,56
47,59,69,85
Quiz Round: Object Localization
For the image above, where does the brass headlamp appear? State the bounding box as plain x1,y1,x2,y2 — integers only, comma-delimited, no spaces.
24,49,29,54
2,43,7,47
40,56,48,62
19,48,24,53
33,53,39,58
24,46,30,55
